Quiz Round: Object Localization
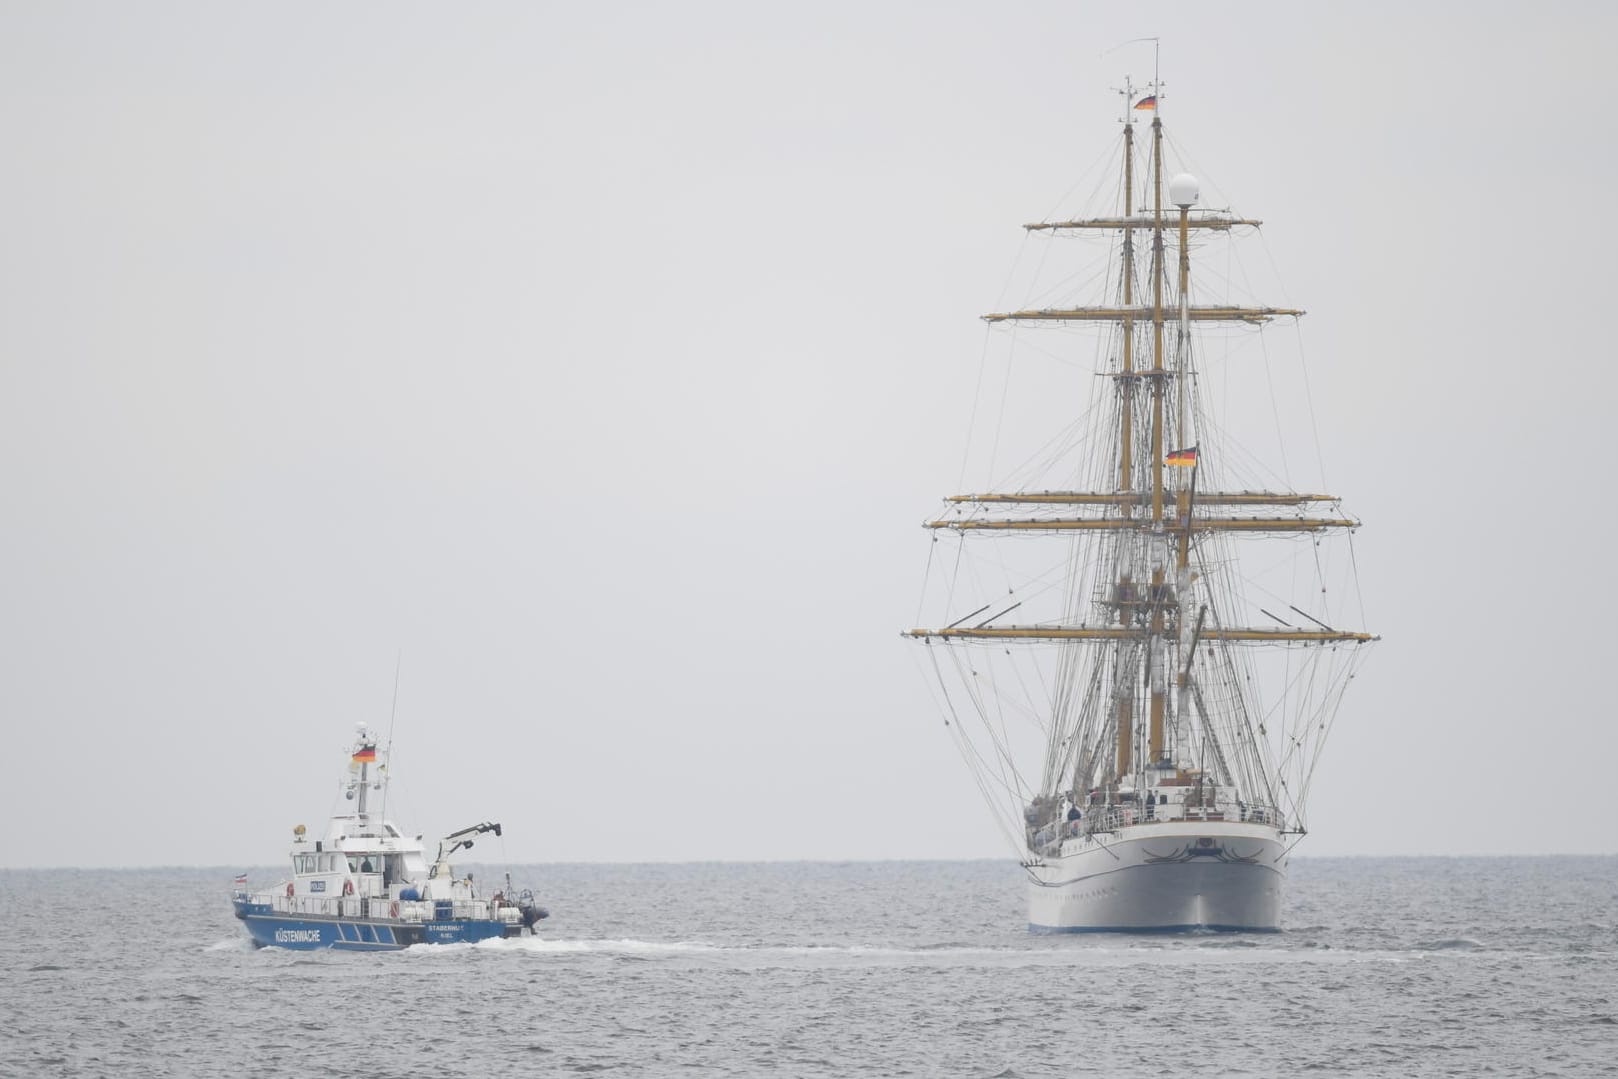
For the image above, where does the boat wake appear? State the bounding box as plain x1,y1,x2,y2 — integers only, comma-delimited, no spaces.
396,935,1420,969
1413,937,1486,952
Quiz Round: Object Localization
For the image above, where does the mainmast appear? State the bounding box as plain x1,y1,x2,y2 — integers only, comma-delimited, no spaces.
1145,91,1168,776
1171,169,1200,771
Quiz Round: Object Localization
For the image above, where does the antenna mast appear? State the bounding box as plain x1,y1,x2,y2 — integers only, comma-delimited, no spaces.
380,651,402,821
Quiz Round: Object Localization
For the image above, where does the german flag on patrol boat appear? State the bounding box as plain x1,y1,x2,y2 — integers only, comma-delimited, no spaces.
1134,95,1157,111
352,746,377,764
1166,445,1198,467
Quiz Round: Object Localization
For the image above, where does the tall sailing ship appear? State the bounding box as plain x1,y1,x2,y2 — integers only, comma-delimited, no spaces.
908,79,1375,932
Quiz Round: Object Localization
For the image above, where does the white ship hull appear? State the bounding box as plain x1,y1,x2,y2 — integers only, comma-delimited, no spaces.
1027,821,1286,932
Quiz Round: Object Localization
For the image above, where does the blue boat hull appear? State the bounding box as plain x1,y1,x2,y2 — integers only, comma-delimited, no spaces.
233,898,517,951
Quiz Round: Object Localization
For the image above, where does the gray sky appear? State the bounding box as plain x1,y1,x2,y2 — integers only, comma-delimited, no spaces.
2,1,1612,868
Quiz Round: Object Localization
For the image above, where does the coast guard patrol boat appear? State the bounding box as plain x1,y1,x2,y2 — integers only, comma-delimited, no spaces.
230,726,548,950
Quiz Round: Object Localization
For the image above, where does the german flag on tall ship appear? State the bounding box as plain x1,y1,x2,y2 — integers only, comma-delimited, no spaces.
1134,95,1157,111
1165,446,1198,467
351,746,377,765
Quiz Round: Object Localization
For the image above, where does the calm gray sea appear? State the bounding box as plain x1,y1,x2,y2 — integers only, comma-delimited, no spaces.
2,858,1614,1077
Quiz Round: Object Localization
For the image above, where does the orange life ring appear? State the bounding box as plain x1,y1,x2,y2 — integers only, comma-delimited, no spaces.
286,883,294,898
389,900,400,918
342,879,354,897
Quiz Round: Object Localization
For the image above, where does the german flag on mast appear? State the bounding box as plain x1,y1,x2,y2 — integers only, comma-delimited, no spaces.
351,745,377,765
1165,445,1198,467
1134,95,1157,111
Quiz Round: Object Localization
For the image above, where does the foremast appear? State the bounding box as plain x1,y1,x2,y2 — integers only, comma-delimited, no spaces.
1115,83,1139,784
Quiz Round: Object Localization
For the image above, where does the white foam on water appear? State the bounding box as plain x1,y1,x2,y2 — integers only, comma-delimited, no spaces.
418,935,1416,969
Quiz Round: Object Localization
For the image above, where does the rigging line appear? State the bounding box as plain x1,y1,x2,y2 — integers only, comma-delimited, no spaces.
1098,34,1158,60
1029,136,1126,236
1289,317,1331,494
324,767,347,828
1005,643,1052,744
1067,659,1109,793
985,338,1015,561
957,208,1052,497
1277,830,1312,861
380,650,402,823
956,322,997,495
1257,327,1294,492
1267,652,1348,777
1293,653,1371,810
1023,258,1118,313
1042,647,1080,790
991,216,1035,314
913,527,940,627
942,521,972,623
1234,209,1327,488
1309,533,1332,626
923,647,1028,856
1071,693,1108,796
1024,625,1064,750
1290,645,1331,786
979,649,1027,799
948,648,1029,804
981,191,1082,484
940,525,1110,624
985,239,1056,489
1297,688,1345,809
944,702,1016,860
983,647,1035,799
1346,529,1371,629
989,328,1095,376
907,638,966,729
1197,563,1276,803
984,410,1097,498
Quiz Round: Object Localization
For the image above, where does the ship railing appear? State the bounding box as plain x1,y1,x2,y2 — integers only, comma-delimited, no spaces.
261,894,503,921
270,895,348,918
1051,800,1285,838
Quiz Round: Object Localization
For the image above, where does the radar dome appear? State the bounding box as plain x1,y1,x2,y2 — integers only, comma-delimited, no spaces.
1169,172,1199,208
